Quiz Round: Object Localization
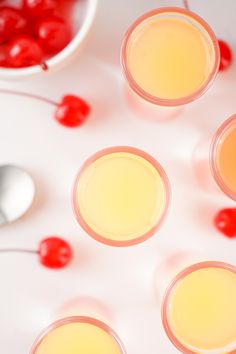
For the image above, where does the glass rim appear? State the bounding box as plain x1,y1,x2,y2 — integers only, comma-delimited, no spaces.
121,7,220,107
72,146,171,247
162,261,236,354
30,316,126,354
210,114,236,201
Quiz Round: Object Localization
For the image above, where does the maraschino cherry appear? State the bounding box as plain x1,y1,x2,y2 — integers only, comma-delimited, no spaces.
56,95,91,127
218,40,233,71
23,0,57,18
7,35,43,67
39,237,73,269
0,236,73,269
0,89,91,128
36,16,71,55
0,6,29,44
0,1,73,69
214,208,236,238
0,45,8,67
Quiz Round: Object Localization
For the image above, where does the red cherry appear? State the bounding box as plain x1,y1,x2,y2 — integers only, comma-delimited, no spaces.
214,208,236,238
55,95,90,128
218,40,233,71
0,6,29,44
0,45,9,67
35,16,71,55
39,237,73,269
56,0,74,19
7,35,43,68
0,58,8,67
23,0,57,18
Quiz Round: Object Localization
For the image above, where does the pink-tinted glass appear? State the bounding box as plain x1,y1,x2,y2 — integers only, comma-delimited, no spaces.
121,7,220,107
162,261,236,354
30,316,126,354
73,146,171,247
210,114,236,201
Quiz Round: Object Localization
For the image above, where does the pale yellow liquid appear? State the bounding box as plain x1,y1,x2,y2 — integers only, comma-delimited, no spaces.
35,322,122,354
126,13,215,100
167,267,236,352
76,152,166,242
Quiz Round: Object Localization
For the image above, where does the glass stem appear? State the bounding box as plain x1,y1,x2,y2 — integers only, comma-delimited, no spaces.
183,0,190,10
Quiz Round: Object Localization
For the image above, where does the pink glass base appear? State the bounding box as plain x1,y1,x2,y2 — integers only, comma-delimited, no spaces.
193,137,222,194
124,84,183,122
54,297,113,325
155,251,206,303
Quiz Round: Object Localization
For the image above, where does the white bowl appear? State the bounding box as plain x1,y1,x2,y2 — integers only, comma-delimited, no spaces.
0,0,98,80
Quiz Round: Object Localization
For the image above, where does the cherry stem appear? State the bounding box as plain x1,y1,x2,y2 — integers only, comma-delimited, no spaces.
0,89,57,107
40,62,49,71
0,248,38,254
183,0,190,10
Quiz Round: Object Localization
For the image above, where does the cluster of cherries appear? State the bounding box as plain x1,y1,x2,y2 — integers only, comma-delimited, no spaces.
0,1,90,128
0,0,72,68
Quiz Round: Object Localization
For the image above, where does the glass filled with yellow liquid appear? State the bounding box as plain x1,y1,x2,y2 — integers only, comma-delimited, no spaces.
30,316,126,354
121,7,219,107
210,114,236,200
162,262,236,354
193,114,236,199
73,147,170,246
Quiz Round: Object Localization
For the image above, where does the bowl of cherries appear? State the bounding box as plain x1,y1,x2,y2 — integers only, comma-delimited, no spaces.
0,0,97,79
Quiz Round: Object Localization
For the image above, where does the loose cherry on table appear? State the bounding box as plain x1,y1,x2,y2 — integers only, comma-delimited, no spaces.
218,40,233,71
0,89,91,128
214,208,236,238
56,95,91,127
39,237,73,269
0,236,73,269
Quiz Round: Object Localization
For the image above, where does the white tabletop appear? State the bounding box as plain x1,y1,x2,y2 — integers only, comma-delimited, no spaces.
0,0,236,353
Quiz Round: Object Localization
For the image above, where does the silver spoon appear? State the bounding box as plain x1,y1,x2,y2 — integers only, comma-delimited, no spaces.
0,165,35,225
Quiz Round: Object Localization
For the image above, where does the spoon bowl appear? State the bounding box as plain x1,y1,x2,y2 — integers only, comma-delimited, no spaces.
0,165,35,225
